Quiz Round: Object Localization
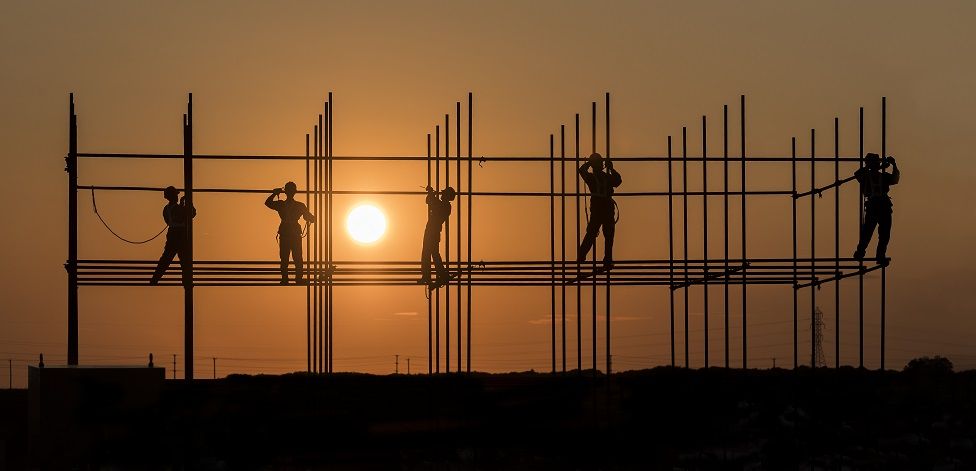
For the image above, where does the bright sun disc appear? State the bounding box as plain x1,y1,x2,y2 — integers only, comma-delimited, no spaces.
346,204,387,244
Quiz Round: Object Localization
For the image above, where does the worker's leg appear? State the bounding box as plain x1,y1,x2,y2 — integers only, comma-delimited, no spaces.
150,244,177,285
432,250,446,280
150,231,180,285
875,208,892,262
176,241,191,286
602,212,616,268
289,236,304,283
279,237,290,283
420,244,432,282
578,217,601,262
420,231,437,282
854,210,879,259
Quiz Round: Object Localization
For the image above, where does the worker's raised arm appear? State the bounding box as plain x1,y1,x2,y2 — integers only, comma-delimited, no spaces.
577,160,592,177
179,196,197,219
425,185,436,205
608,163,622,187
887,157,900,185
265,188,281,209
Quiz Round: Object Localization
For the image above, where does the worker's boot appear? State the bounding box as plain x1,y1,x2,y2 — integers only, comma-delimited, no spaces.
431,271,453,290
876,251,888,266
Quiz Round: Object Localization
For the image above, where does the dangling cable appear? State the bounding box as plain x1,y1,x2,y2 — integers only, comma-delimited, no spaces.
90,187,166,244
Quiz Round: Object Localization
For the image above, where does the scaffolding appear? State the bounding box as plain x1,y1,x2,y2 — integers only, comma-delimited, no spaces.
64,92,891,379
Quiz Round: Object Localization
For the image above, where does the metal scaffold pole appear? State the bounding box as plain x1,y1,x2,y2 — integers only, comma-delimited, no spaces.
67,94,79,366
183,93,194,381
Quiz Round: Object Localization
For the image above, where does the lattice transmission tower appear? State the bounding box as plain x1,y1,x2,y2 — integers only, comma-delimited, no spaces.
813,307,827,368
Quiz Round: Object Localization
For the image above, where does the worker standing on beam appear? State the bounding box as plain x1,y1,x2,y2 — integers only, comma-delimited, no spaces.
853,153,900,265
150,186,196,285
266,182,315,284
577,153,622,270
419,185,456,289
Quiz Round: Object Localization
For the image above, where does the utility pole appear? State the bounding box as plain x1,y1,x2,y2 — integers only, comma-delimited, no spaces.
407,358,410,375
395,354,399,374
8,359,11,389
772,357,776,369
172,354,177,379
213,357,216,379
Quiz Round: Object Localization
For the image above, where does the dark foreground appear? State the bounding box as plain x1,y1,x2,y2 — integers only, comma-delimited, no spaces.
2,366,976,469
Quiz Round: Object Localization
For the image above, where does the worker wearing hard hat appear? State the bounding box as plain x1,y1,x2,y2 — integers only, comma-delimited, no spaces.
577,153,622,270
853,153,900,264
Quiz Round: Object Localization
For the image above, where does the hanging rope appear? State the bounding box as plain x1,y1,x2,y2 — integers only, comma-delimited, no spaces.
90,187,167,244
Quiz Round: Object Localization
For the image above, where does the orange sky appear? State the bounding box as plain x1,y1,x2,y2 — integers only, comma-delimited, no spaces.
2,1,975,386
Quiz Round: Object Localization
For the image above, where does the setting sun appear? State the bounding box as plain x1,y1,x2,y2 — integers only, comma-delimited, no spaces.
346,204,387,244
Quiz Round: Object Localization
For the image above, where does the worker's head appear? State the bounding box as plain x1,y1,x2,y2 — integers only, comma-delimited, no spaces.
442,186,457,201
589,152,604,170
163,186,179,202
283,181,298,198
865,153,881,170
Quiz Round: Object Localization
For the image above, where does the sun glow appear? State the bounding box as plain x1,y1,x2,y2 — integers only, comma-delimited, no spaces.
346,204,387,244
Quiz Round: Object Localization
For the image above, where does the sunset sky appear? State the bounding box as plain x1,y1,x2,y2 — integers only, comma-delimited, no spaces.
2,1,974,386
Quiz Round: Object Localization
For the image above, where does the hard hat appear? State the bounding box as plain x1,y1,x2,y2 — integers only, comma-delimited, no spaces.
284,181,298,194
865,153,880,162
443,186,457,200
589,152,603,162
163,186,179,200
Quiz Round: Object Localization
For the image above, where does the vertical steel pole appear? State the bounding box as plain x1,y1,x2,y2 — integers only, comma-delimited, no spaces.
723,105,729,368
880,97,887,370
314,121,320,372
682,126,689,368
560,125,567,372
575,113,581,371
428,133,432,374
435,125,440,373
810,128,816,368
467,93,473,373
445,113,451,372
306,133,311,372
858,107,864,368
792,137,798,368
702,115,708,368
605,91,611,375
550,133,556,373
834,117,840,368
183,93,194,381
315,109,332,373
67,94,79,366
314,125,320,373
323,107,329,372
591,101,597,372
668,135,675,367
324,113,329,373
328,94,334,373
740,95,747,369
456,102,462,372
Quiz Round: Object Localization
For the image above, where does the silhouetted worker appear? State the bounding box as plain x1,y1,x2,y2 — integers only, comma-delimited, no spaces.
150,186,196,285
419,185,456,288
577,153,622,270
853,153,900,264
266,182,315,284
